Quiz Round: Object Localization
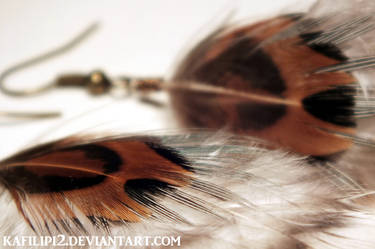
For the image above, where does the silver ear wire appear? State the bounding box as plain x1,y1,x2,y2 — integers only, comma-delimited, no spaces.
0,21,166,120
0,23,99,120
0,22,99,97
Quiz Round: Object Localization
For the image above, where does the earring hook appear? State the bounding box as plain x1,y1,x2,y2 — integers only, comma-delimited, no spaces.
0,21,166,119
0,22,100,97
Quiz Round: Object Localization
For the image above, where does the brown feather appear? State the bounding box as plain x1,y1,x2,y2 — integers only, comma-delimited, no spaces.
168,14,360,157
0,136,192,232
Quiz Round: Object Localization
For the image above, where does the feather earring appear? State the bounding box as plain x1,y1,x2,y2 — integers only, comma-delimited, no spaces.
2,1,375,248
2,0,375,160
0,131,375,249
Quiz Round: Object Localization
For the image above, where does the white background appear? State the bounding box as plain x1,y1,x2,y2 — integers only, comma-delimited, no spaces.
0,0,312,158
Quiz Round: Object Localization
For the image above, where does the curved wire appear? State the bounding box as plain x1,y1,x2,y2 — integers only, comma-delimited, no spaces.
0,22,100,97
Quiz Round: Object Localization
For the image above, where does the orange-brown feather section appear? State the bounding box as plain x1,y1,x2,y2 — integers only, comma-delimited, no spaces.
0,138,192,227
170,15,356,156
